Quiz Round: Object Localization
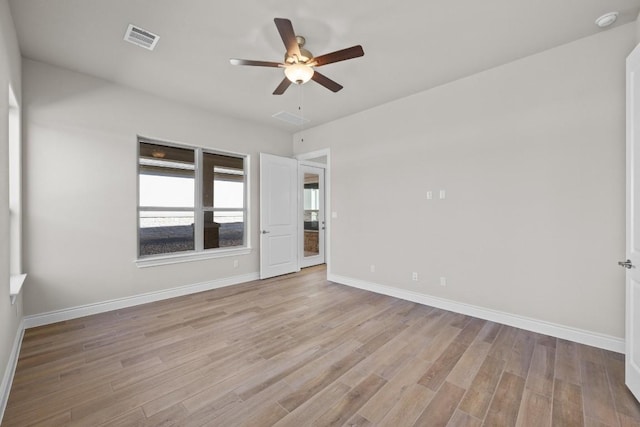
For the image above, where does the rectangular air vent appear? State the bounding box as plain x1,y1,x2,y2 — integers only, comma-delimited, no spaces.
272,111,311,126
124,24,160,51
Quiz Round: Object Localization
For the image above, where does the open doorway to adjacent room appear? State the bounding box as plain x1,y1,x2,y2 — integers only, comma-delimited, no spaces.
300,165,325,267
297,150,328,270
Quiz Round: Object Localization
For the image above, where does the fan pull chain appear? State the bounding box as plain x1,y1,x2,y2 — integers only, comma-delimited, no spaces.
298,83,305,143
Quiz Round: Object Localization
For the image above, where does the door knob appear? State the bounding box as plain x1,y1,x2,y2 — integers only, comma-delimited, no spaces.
261,230,270,234
618,259,634,269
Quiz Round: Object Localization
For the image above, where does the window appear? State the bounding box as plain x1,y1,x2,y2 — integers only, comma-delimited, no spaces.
137,138,248,261
304,181,320,211
9,85,26,303
8,86,21,273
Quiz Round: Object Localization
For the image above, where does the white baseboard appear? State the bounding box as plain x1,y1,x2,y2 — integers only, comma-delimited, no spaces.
24,272,260,329
0,319,24,425
328,273,625,353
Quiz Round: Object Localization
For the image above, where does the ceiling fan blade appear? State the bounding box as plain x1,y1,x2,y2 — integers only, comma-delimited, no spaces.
310,45,364,67
273,77,292,95
230,59,282,67
274,18,301,59
311,71,343,92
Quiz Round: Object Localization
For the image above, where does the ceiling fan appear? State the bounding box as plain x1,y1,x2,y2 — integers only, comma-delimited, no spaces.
230,18,364,95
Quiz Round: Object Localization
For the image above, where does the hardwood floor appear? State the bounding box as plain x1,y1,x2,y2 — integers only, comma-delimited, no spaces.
4,266,640,426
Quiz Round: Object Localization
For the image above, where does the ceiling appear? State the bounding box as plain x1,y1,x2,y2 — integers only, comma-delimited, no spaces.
8,0,640,133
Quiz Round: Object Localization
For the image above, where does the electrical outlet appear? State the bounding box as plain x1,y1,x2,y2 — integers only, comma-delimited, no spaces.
439,190,446,199
233,259,239,268
412,272,418,281
370,265,375,273
427,191,433,200
440,277,447,286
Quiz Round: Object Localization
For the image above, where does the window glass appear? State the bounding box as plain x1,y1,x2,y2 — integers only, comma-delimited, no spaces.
202,152,244,208
215,211,245,248
213,180,244,209
139,211,195,256
139,174,195,208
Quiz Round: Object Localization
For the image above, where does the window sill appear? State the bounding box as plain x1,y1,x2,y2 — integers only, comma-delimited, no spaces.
10,274,27,305
135,247,252,268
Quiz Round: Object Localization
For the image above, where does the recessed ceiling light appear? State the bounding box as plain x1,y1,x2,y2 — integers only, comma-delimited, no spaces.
595,12,618,28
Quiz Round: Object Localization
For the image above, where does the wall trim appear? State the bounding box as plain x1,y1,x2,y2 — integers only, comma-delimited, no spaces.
24,272,260,329
328,273,625,353
0,319,24,425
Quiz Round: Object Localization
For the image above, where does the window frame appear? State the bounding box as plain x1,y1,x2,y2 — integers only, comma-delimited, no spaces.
135,137,251,268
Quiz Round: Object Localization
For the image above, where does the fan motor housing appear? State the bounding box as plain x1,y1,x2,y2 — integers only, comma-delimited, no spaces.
285,36,313,64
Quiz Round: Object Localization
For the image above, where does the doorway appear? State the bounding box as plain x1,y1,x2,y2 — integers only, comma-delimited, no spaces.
259,149,329,278
300,165,325,268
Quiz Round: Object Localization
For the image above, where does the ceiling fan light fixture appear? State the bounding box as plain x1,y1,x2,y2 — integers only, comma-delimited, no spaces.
230,18,363,94
284,63,314,84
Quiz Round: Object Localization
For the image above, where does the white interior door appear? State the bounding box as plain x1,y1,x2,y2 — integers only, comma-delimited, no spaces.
259,153,299,279
300,165,325,268
625,43,640,401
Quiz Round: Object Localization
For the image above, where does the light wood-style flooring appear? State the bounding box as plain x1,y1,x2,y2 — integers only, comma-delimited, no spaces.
4,266,640,426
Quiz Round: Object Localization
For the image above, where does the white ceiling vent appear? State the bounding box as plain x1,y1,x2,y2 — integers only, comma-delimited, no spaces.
124,24,159,51
272,111,310,126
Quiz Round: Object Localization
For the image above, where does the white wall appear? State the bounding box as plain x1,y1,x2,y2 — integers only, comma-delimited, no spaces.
294,23,636,339
22,59,291,316
0,0,22,406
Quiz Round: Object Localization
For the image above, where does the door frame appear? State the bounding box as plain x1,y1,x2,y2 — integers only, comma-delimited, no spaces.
296,149,331,274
